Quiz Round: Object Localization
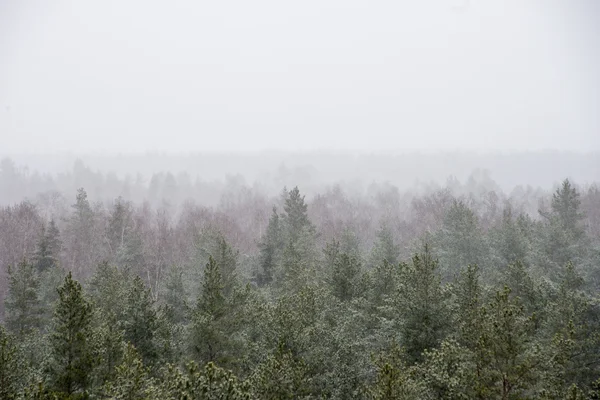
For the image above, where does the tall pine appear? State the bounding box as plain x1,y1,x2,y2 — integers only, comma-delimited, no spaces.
47,272,95,397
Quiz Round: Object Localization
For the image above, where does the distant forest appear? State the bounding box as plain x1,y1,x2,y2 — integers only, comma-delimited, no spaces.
1,156,599,399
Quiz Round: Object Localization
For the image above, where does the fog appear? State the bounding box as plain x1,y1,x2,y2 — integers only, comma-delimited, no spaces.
1,0,600,153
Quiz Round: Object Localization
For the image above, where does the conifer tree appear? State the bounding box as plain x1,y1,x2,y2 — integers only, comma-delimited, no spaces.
452,264,482,350
476,287,539,399
47,272,95,397
249,344,310,400
211,234,239,298
396,245,450,363
163,266,188,324
5,258,42,335
330,253,362,302
161,361,250,400
122,276,158,365
283,186,311,243
257,207,283,286
0,325,20,400
104,344,155,400
107,197,132,257
190,256,228,365
33,219,62,273
369,221,399,268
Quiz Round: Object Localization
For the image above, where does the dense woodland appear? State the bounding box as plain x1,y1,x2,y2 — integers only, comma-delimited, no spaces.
1,159,600,399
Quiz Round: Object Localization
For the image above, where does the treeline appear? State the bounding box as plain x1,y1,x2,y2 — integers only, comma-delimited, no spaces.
1,179,600,399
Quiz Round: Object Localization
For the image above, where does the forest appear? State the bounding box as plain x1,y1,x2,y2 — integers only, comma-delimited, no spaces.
1,158,600,399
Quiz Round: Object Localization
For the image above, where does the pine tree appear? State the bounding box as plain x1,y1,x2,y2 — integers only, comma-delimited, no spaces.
249,344,310,400
93,310,125,386
66,188,96,277
211,234,239,298
88,262,131,320
367,342,425,400
547,179,585,238
283,187,311,243
476,287,539,399
330,253,362,302
190,256,228,365
33,219,62,273
104,344,155,400
107,197,132,258
370,221,399,268
436,199,486,278
257,207,283,286
5,258,42,335
161,361,250,400
163,266,188,325
0,325,20,400
396,245,450,363
122,276,158,365
47,272,95,396
452,264,483,350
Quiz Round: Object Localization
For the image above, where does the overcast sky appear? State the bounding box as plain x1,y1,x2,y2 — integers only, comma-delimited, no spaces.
1,0,599,154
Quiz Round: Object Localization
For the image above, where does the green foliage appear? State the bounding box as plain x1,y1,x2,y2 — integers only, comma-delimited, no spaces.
257,207,283,286
283,186,312,243
435,200,486,278
475,287,540,399
5,259,43,335
396,245,450,363
330,253,362,302
249,345,310,400
160,362,250,400
104,344,155,400
163,266,188,325
47,272,95,397
367,342,426,400
369,221,399,268
33,220,62,273
122,276,158,365
0,325,20,399
190,256,230,366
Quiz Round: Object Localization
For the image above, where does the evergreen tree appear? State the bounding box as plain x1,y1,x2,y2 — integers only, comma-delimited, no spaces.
0,325,20,400
47,272,95,397
107,197,132,258
33,219,62,273
452,264,483,350
283,186,311,243
396,245,450,363
436,199,486,279
5,259,42,335
490,206,531,268
189,256,228,365
104,344,155,400
369,221,399,268
546,179,585,238
367,342,426,400
93,310,125,386
163,266,188,325
249,344,310,400
475,287,540,399
257,207,283,286
211,234,239,298
122,276,158,365
161,361,250,400
88,262,130,320
330,253,362,302
65,188,96,277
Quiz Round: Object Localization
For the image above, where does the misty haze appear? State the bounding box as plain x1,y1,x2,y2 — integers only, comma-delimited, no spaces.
1,1,599,399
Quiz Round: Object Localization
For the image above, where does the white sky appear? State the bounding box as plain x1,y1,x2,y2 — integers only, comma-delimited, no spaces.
0,0,599,153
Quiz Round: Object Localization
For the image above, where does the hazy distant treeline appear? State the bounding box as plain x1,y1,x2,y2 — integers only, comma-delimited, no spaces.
2,151,599,205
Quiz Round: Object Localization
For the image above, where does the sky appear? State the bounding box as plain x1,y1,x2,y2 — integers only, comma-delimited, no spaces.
0,0,599,154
